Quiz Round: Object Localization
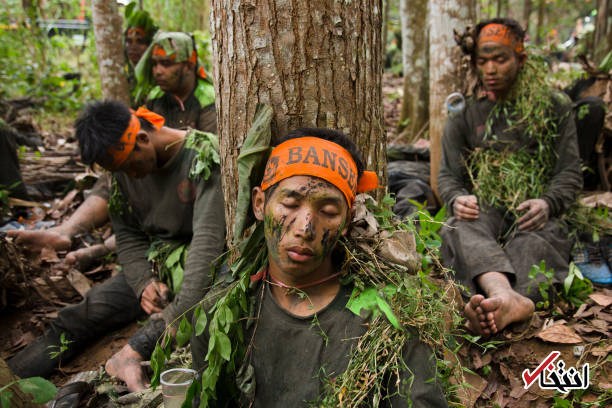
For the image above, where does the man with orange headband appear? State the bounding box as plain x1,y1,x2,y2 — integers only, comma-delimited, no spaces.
438,18,582,336
190,128,448,407
134,31,216,133
8,101,226,392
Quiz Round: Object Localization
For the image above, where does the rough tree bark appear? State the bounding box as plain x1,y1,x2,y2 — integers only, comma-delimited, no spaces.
211,0,385,246
523,0,532,33
594,0,610,61
91,0,130,104
398,0,429,141
428,0,475,200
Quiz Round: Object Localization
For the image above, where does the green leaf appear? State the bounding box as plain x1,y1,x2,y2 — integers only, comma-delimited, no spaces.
176,317,193,347
1,391,13,408
216,332,232,361
150,344,165,389
17,377,57,403
195,306,208,336
171,264,185,293
166,245,184,268
375,295,401,329
181,377,201,408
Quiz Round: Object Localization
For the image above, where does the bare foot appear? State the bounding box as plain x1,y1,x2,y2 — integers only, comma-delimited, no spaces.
7,228,71,252
464,294,493,335
65,244,112,270
105,345,148,392
478,290,534,335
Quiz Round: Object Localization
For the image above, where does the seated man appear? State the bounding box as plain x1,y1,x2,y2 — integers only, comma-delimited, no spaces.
8,28,217,268
135,31,216,133
8,101,226,392
191,128,448,407
6,10,160,266
124,8,158,104
438,18,582,336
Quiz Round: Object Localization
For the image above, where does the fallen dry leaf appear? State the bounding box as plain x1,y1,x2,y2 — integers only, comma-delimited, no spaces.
67,269,92,297
589,293,612,308
589,343,612,358
573,303,588,318
536,324,583,344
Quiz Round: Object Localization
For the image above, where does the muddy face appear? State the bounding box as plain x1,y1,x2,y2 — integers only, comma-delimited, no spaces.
151,55,187,94
125,30,149,64
475,41,524,96
255,175,349,281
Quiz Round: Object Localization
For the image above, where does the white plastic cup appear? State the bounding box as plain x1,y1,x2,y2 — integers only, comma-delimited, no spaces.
160,368,197,408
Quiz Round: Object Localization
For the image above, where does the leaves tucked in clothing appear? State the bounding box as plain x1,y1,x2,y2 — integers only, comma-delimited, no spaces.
186,130,219,181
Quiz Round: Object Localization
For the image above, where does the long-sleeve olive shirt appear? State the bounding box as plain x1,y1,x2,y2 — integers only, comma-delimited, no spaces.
438,91,582,217
110,130,226,323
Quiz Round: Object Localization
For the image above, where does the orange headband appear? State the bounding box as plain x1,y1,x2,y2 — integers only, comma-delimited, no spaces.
260,137,379,208
478,23,524,53
105,107,165,170
126,27,146,38
152,46,197,64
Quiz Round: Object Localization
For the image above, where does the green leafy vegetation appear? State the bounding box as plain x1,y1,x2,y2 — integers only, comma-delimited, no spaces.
0,377,57,407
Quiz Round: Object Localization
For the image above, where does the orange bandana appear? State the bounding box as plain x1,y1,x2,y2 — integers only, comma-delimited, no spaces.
478,23,524,53
260,137,379,208
152,46,197,64
105,107,165,170
126,27,146,39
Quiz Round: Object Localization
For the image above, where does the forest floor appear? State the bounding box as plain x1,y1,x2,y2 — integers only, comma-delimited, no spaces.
0,74,610,407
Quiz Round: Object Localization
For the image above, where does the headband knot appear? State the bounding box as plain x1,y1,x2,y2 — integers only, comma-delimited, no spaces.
260,137,379,208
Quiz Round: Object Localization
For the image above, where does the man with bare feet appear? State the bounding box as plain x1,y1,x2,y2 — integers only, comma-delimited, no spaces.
8,101,225,392
191,128,448,407
438,18,581,336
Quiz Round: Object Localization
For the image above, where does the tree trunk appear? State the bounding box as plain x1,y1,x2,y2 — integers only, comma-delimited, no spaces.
428,0,475,200
535,0,545,45
398,0,429,141
383,0,391,53
594,0,610,61
211,0,385,246
91,0,130,104
523,0,532,34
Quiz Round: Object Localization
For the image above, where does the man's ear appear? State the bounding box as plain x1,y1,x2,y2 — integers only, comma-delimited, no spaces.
252,186,266,221
135,130,150,146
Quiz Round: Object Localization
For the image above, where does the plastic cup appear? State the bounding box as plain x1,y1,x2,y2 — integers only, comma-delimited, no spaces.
160,368,197,408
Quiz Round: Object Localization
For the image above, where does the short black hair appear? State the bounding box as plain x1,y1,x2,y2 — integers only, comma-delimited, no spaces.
75,100,154,166
275,127,365,177
475,18,526,46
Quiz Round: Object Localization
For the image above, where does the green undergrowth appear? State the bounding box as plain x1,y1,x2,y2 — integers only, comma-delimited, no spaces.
149,195,468,407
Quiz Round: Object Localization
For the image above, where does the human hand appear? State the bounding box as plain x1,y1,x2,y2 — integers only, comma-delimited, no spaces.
140,280,170,315
453,195,479,221
516,199,549,232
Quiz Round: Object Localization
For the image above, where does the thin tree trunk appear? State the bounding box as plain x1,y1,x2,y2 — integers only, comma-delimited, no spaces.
91,0,130,104
398,0,429,139
594,0,610,60
428,0,475,201
383,0,391,53
535,0,545,45
496,0,502,17
523,0,532,33
211,0,385,246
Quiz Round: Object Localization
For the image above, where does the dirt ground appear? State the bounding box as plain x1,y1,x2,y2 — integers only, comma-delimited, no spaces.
1,75,611,406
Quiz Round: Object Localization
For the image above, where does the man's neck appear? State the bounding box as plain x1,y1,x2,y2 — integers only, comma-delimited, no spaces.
151,127,187,168
172,75,197,102
267,258,341,317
